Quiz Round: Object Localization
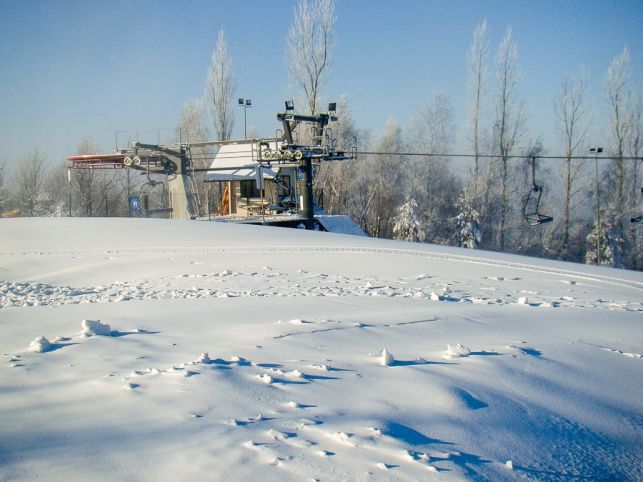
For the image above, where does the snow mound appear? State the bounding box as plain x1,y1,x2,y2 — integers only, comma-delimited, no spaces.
446,343,471,358
381,348,395,366
29,336,51,353
82,319,112,336
196,353,211,364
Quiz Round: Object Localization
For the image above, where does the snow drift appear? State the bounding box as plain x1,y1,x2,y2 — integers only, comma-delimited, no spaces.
0,218,641,481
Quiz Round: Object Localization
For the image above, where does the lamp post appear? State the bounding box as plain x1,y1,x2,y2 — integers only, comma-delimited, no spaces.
590,147,603,265
238,98,252,138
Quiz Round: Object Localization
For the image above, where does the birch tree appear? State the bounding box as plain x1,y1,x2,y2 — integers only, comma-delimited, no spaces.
314,95,361,214
178,99,210,217
492,27,526,251
554,68,591,260
206,30,235,141
73,139,98,216
604,46,636,267
627,94,642,269
287,0,335,115
359,120,404,238
409,93,459,244
467,19,489,192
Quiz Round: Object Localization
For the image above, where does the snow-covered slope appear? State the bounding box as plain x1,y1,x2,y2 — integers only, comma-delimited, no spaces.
1,218,641,481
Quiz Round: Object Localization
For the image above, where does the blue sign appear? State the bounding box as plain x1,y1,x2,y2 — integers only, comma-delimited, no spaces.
129,195,141,213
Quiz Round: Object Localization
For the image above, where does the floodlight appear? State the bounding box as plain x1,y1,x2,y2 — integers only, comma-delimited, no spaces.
328,102,336,112
285,100,294,111
246,99,252,106
238,98,244,105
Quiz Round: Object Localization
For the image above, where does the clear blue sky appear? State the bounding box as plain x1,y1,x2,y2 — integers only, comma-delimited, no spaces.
0,0,641,170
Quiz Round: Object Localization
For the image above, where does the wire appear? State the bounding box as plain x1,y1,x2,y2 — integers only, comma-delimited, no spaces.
354,151,643,161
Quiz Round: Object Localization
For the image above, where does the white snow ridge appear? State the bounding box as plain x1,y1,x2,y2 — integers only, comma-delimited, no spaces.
0,218,642,481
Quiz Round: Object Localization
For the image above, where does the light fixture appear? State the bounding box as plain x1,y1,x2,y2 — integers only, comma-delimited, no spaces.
328,102,336,112
238,98,252,137
285,100,294,111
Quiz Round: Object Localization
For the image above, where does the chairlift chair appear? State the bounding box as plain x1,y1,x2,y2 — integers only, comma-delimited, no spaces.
523,156,553,226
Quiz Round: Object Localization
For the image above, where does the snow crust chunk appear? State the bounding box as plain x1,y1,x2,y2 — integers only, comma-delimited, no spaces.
82,319,112,336
29,336,51,353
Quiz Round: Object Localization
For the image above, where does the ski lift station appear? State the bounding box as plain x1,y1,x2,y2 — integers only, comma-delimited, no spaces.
67,101,365,236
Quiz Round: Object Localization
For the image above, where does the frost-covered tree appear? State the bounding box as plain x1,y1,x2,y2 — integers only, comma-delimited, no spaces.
553,68,591,260
314,95,362,215
14,149,48,216
453,191,481,249
409,93,460,245
177,99,210,216
359,120,404,238
393,198,424,242
44,162,71,217
73,139,98,216
627,95,642,269
603,46,639,268
491,27,526,251
585,216,616,266
178,98,208,145
287,0,335,115
467,19,490,192
0,158,10,214
205,30,235,141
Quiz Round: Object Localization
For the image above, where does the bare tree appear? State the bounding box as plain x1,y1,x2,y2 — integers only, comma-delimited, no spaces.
627,93,642,269
74,139,98,216
409,93,459,243
205,30,235,141
492,27,527,251
178,98,210,216
314,95,361,214
45,162,72,217
0,158,9,214
355,120,404,238
14,149,48,216
604,46,637,267
554,68,591,260
287,0,336,115
467,19,490,191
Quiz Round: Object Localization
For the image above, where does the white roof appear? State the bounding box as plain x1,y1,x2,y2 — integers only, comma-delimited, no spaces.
204,141,279,181
316,215,367,236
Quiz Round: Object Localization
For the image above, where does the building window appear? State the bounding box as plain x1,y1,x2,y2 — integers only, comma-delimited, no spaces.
240,180,259,198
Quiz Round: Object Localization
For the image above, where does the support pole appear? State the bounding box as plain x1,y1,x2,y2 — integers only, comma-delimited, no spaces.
298,158,315,230
67,168,72,217
595,155,601,265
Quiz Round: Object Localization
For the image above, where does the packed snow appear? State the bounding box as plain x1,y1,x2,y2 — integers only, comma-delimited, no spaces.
0,218,641,481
